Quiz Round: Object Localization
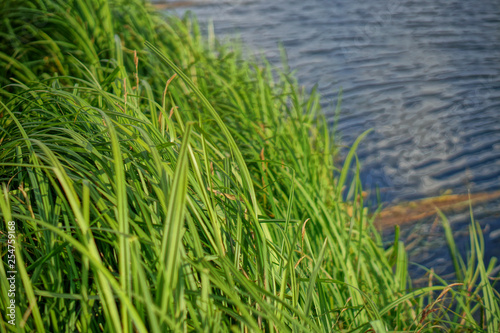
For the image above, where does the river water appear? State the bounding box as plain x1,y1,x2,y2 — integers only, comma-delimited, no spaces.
167,0,500,274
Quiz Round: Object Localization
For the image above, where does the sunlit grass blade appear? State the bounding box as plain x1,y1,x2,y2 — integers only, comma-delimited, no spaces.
158,123,193,316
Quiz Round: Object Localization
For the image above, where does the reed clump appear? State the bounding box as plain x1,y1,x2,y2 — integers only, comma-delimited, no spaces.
0,0,498,331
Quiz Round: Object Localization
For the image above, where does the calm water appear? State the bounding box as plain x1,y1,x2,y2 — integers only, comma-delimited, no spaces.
168,0,500,272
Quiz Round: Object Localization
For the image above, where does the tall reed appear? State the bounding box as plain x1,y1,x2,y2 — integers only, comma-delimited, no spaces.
0,0,498,331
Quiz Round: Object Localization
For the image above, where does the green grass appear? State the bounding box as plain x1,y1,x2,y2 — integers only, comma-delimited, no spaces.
0,0,499,331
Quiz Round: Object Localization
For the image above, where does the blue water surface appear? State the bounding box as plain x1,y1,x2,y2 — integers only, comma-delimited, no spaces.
165,0,500,272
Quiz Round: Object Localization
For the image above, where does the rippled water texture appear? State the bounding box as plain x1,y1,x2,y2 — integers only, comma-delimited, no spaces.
168,0,500,266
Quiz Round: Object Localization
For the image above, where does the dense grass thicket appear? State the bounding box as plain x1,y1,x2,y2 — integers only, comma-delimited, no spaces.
0,0,499,331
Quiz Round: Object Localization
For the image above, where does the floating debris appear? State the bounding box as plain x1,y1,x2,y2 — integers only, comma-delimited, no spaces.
375,190,500,229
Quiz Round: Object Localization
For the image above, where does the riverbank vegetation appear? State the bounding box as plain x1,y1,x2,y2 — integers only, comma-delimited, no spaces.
0,0,499,331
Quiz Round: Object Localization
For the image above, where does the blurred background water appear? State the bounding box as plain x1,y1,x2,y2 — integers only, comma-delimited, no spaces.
163,0,500,274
